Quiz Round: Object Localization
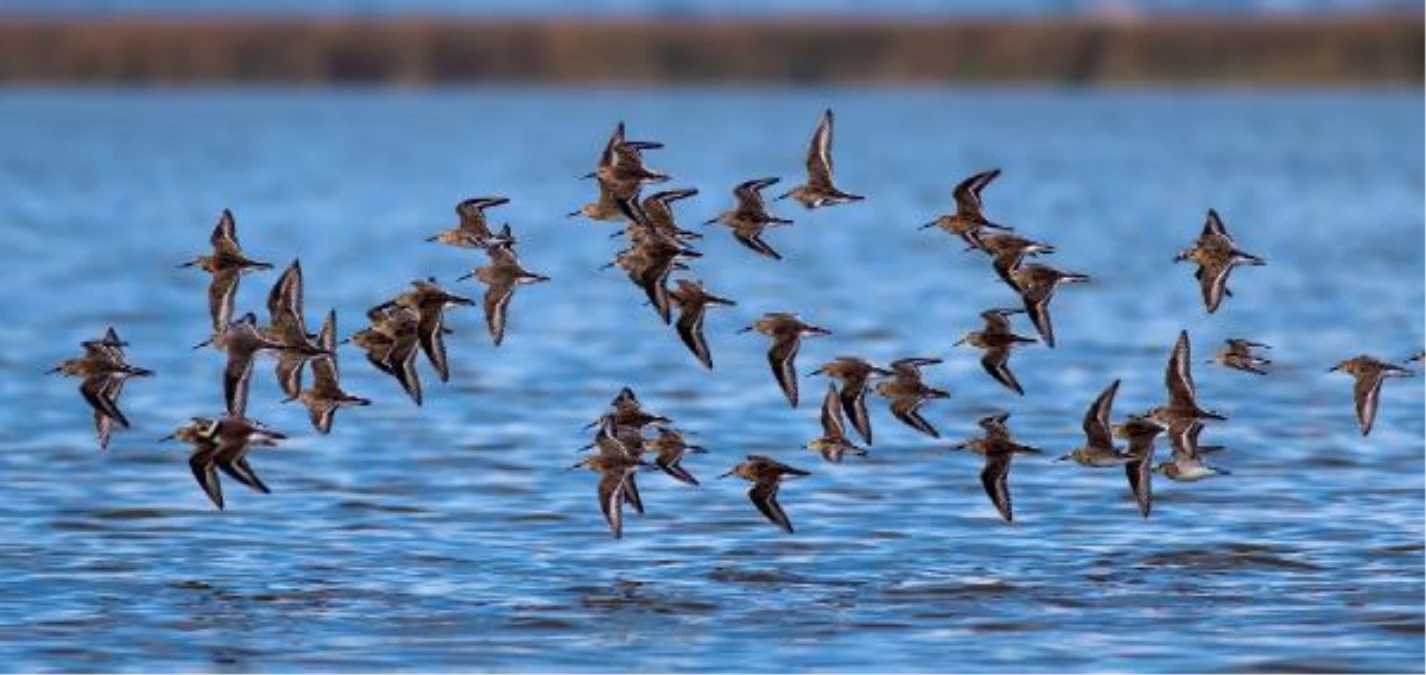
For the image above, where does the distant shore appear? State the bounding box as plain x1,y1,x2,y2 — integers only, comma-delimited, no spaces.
0,15,1419,85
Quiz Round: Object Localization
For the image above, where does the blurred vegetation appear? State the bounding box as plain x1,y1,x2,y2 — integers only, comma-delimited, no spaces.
0,15,1419,85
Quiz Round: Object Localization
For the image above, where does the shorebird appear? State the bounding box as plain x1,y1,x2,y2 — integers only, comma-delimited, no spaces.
1329,355,1415,436
202,312,289,418
426,196,510,248
921,168,1010,249
163,416,286,510
582,122,667,208
953,307,1038,395
642,188,703,242
776,109,864,209
292,310,370,434
568,176,628,223
1058,379,1132,467
949,427,1042,524
874,357,950,438
806,384,868,463
48,327,154,450
1210,338,1272,375
646,426,706,486
720,455,811,533
1175,209,1265,313
264,260,324,399
810,356,890,445
1157,419,1230,481
386,279,475,382
979,232,1055,289
572,420,648,539
1116,414,1165,518
1010,264,1089,348
706,177,793,260
181,208,272,336
457,242,550,346
587,387,672,432
1149,330,1226,425
605,198,701,325
349,303,423,405
668,279,736,369
740,313,831,407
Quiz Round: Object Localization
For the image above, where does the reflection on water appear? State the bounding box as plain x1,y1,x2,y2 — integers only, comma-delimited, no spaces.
0,88,1422,672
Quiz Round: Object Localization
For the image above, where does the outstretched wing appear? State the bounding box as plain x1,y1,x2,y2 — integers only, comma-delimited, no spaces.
749,479,793,533
805,109,835,189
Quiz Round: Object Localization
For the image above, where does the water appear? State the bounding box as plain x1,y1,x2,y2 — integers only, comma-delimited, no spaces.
1,89,1421,672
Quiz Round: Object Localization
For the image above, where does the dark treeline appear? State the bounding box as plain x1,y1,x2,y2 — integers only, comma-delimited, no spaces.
0,15,1419,85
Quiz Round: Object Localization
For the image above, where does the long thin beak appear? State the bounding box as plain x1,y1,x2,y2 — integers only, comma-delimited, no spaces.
736,326,753,334
454,271,475,282
807,326,832,336
192,339,211,350
773,191,790,201
1326,366,1339,372
424,235,439,242
579,172,596,180
702,218,717,225
717,470,734,479
1055,454,1071,462
566,210,582,219
177,261,196,269
952,337,967,347
158,433,176,442
919,221,937,230
685,445,707,454
44,366,61,375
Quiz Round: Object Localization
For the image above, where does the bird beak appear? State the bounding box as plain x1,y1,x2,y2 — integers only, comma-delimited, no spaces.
579,172,596,180
717,470,734,479
807,326,832,336
44,366,60,375
158,433,176,443
1055,454,1071,462
736,326,753,334
454,271,475,283
919,221,937,230
952,337,967,347
702,218,717,226
685,445,707,454
773,191,790,201
424,235,439,242
191,339,211,350
1327,365,1340,372
177,260,196,269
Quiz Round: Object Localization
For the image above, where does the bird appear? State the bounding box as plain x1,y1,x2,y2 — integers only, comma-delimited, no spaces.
349,303,424,405
720,455,811,533
292,310,370,434
921,168,1010,249
1010,264,1089,348
1058,379,1132,467
646,426,707,486
457,241,550,346
953,308,1038,395
949,427,1042,524
874,357,950,438
1174,208,1265,313
806,384,868,463
740,313,831,407
588,387,672,432
1328,355,1415,436
180,208,272,336
162,416,286,510
204,312,289,418
571,420,647,539
809,356,890,445
605,198,701,325
426,196,510,248
48,326,154,450
1210,338,1272,375
641,188,703,242
264,259,323,399
978,232,1055,289
1116,414,1165,518
387,278,475,382
706,177,793,260
668,279,736,369
776,109,864,209
1157,419,1231,481
568,176,628,223
1149,330,1226,425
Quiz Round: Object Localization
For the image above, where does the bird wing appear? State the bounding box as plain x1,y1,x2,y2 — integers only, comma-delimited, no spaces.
979,345,1024,396
210,209,242,257
1354,370,1387,436
223,345,258,418
979,452,1014,523
839,379,874,445
80,374,129,430
1083,379,1119,450
749,479,793,533
597,469,629,538
207,270,240,334
953,168,999,218
417,308,450,382
483,281,515,347
1125,450,1155,518
767,334,802,407
188,444,224,510
805,109,835,189
1165,330,1197,410
674,302,714,369
819,383,846,438
889,396,939,438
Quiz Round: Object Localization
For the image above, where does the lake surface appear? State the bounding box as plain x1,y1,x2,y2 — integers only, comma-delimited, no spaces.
1,89,1422,672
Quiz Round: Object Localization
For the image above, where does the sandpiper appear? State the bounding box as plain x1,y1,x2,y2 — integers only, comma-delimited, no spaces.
162,416,286,510
181,209,272,336
810,356,890,445
1175,209,1265,314
874,357,950,438
293,310,370,434
953,307,1038,395
740,313,832,407
1150,330,1226,425
646,426,707,486
48,327,154,450
605,198,701,325
586,387,672,432
806,384,868,463
426,196,510,248
669,279,736,369
264,260,326,399
921,169,1010,249
349,303,423,405
1116,414,1165,518
979,232,1055,289
720,455,811,533
642,188,703,242
572,420,648,539
949,426,1042,524
1329,354,1415,436
1058,379,1131,467
388,278,475,382
776,109,864,209
457,242,550,346
1157,419,1230,481
1010,264,1089,348
568,176,627,223
204,312,287,419
1210,338,1272,375
706,177,794,260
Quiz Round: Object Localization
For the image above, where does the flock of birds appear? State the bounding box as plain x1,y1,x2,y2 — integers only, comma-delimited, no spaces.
48,109,1423,535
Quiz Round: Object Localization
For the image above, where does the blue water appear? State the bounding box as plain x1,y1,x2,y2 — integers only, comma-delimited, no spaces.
2,89,1422,672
